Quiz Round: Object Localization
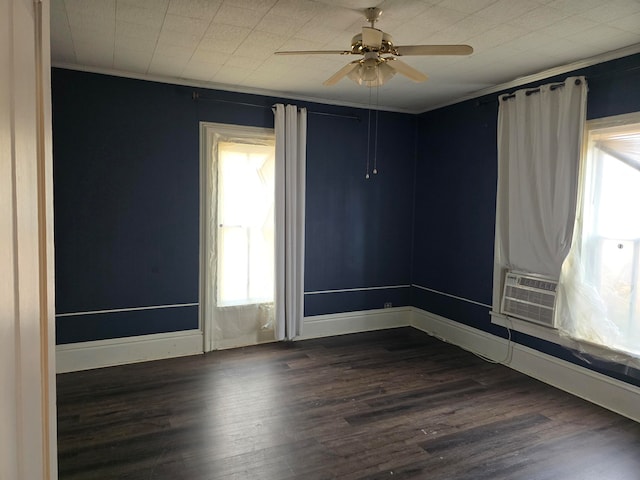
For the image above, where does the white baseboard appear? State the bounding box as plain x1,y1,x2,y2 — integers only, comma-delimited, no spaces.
55,307,411,373
56,330,203,373
300,307,412,340
55,307,640,424
411,308,640,423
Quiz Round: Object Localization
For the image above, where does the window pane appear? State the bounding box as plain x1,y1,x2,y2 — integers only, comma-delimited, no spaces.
591,239,633,324
218,227,248,305
582,125,640,354
248,227,273,301
592,151,640,238
216,141,275,306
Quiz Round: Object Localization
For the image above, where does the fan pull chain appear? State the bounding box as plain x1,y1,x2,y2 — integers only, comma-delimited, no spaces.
365,86,372,179
373,85,379,175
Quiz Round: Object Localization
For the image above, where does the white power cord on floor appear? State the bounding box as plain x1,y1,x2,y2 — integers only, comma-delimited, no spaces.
427,320,513,366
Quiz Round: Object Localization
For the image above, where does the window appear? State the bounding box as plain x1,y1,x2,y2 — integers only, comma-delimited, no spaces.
200,122,278,351
217,141,275,307
567,115,640,356
491,80,640,365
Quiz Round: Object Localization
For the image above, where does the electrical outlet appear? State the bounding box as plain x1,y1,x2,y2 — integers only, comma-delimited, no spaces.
384,302,392,308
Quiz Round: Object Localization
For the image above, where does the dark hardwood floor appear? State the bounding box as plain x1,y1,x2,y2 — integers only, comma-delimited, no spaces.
57,327,640,479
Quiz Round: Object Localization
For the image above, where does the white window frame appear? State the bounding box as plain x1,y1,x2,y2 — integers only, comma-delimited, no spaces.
199,122,275,352
491,111,640,364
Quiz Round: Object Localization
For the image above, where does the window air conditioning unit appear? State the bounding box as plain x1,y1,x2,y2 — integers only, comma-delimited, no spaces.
501,271,558,328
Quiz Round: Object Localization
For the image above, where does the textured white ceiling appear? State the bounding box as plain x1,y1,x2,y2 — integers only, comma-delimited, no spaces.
51,0,640,113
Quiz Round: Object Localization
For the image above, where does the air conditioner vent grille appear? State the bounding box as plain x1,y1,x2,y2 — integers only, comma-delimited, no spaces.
504,285,556,308
501,272,558,328
517,277,557,292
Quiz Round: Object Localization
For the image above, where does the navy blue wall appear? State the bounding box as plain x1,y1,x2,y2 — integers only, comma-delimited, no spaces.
52,69,416,344
305,109,415,314
53,52,640,387
412,52,640,386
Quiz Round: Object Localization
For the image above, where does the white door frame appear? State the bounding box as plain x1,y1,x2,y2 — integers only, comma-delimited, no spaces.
199,121,274,352
1,0,57,478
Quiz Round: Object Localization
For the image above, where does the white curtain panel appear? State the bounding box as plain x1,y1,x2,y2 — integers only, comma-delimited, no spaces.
274,104,307,340
495,76,587,279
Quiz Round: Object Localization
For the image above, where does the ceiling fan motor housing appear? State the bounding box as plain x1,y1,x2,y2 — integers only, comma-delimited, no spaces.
350,32,395,54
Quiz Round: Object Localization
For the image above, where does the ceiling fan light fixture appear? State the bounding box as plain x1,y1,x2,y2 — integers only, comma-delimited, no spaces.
347,52,396,87
362,65,378,81
377,61,395,83
348,60,395,87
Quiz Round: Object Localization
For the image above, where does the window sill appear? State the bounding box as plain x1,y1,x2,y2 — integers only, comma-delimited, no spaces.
490,311,566,345
217,300,274,308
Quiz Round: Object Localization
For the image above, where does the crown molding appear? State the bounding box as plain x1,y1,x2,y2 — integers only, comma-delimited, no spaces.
50,62,415,114
52,42,640,116
419,43,640,114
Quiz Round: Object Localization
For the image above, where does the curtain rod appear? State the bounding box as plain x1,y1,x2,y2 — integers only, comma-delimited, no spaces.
192,92,360,121
474,74,596,107
308,110,360,121
500,78,582,101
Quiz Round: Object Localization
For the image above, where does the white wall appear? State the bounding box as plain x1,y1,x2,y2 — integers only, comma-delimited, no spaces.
0,0,57,478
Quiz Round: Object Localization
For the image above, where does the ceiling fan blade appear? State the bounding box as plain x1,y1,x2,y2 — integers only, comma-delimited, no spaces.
386,58,428,83
323,61,360,86
275,49,351,55
394,44,473,56
362,27,383,49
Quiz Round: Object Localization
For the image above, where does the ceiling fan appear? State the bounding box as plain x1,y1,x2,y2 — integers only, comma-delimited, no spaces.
275,7,473,87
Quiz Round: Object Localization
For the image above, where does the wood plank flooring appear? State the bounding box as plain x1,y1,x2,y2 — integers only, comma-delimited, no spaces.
57,327,640,479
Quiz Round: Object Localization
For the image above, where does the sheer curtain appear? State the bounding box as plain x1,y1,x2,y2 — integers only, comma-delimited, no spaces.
214,140,276,348
556,122,640,365
274,104,307,340
217,142,275,307
495,76,587,280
